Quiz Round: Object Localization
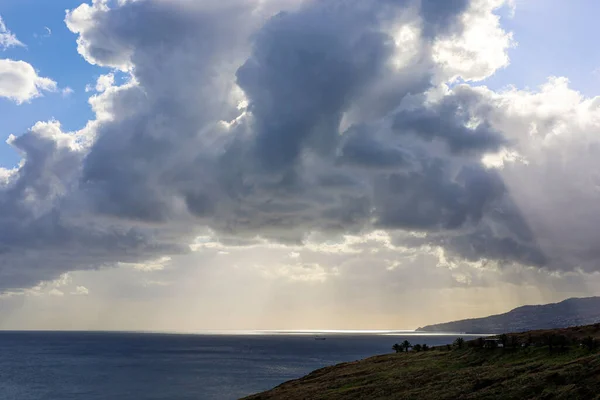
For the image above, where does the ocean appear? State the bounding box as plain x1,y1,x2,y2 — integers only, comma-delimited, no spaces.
0,331,473,399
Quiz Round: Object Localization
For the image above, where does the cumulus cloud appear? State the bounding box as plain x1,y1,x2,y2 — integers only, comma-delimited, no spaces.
0,16,23,50
1,0,598,295
0,17,60,104
432,0,515,81
0,59,57,103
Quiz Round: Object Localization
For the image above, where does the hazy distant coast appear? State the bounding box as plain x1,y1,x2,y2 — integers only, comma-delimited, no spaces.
416,297,600,334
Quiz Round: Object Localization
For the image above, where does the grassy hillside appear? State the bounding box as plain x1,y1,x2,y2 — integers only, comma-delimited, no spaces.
244,324,600,400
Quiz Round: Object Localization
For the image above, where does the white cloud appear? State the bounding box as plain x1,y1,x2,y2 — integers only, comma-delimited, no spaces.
54,273,72,287
433,0,515,81
48,288,64,297
0,16,23,50
64,3,135,71
0,59,57,103
257,262,339,283
85,73,116,93
95,73,115,92
120,256,172,272
71,286,89,295
62,87,75,97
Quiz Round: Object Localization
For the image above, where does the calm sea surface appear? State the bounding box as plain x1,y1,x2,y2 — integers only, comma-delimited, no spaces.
0,331,474,399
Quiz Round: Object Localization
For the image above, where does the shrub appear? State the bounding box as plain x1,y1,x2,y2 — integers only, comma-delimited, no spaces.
582,336,599,351
454,337,465,349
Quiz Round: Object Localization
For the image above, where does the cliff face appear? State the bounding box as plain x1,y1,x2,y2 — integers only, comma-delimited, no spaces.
416,297,600,334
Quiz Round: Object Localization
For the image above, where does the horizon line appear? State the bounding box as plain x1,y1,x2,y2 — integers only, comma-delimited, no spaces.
0,328,489,336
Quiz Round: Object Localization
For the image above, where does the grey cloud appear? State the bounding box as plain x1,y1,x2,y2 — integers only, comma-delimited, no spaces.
373,161,506,230
445,227,548,267
79,0,254,222
77,0,494,232
0,0,562,292
420,0,470,37
236,3,395,170
0,123,189,289
338,125,412,170
392,92,508,155
236,0,479,170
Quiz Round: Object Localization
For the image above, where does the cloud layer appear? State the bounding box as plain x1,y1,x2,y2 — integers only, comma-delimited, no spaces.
1,0,599,294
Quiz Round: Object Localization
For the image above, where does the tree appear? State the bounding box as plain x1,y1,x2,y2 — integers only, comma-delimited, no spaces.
422,344,429,351
413,344,422,352
401,340,412,352
526,334,533,348
392,343,402,353
454,337,465,349
545,333,557,352
582,336,598,351
509,335,520,349
555,335,568,350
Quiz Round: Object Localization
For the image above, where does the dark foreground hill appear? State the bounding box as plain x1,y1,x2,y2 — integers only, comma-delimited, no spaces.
244,324,600,400
416,296,600,334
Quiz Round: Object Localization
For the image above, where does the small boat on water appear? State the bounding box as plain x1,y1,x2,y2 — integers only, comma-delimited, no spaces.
314,336,326,341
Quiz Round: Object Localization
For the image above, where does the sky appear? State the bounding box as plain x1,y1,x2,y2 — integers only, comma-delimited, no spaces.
1,0,600,332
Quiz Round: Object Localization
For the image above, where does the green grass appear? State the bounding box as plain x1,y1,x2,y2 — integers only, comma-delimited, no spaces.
244,325,600,400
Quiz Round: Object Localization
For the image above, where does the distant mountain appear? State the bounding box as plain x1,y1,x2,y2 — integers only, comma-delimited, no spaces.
416,296,600,334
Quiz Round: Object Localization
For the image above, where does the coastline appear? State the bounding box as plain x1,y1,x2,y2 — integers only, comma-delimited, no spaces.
244,324,600,399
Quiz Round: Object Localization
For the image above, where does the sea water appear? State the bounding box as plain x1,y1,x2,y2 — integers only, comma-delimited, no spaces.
0,331,474,399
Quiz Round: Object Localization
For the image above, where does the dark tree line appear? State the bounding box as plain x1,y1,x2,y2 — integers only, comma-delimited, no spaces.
392,341,430,353
393,333,600,355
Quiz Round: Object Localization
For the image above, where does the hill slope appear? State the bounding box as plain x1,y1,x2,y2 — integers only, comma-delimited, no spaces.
416,297,600,334
245,325,600,400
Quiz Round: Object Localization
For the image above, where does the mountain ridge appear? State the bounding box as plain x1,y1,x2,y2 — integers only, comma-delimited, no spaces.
416,296,600,334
